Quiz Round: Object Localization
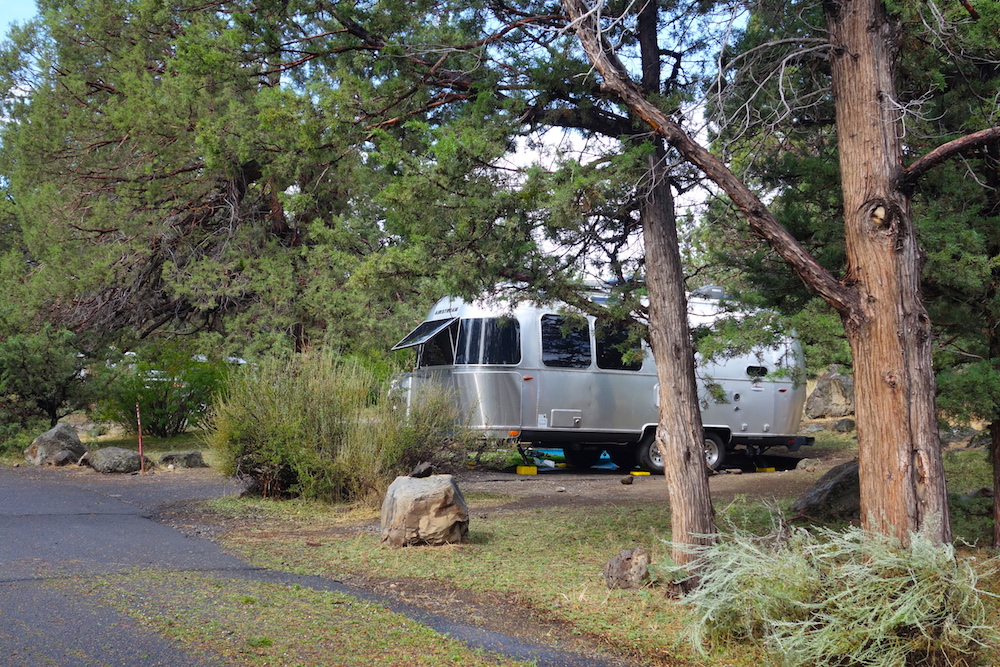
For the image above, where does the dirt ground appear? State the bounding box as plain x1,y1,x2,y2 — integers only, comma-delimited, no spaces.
454,448,849,508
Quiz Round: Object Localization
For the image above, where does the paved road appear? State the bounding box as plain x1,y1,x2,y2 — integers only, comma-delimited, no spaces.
0,466,629,667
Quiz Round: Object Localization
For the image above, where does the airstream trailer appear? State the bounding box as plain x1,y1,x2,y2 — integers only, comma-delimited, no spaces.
391,290,813,472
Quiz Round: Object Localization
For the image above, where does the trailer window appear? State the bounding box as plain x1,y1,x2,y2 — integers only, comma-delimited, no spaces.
596,322,642,371
418,321,459,367
455,318,521,365
541,315,591,368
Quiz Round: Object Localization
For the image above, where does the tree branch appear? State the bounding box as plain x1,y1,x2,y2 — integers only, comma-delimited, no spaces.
561,0,858,319
900,126,1000,188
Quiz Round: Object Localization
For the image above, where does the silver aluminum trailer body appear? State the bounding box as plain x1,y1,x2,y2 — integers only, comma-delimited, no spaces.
392,294,812,471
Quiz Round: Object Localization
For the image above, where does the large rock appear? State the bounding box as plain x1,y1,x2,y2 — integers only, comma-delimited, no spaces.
380,474,469,547
88,447,153,474
24,423,87,466
804,366,855,419
602,546,650,589
159,450,208,468
789,459,860,523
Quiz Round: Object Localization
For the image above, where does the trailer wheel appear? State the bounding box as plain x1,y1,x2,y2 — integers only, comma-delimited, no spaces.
703,432,726,471
563,448,602,469
638,432,727,472
637,434,664,474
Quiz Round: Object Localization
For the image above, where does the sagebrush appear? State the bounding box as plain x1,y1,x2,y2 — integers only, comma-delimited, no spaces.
683,525,999,667
204,353,474,503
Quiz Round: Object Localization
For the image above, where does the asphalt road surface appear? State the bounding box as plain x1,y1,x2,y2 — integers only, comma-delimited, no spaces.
0,465,630,667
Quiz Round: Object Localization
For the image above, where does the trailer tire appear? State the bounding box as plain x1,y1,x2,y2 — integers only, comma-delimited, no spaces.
638,432,727,472
637,434,664,474
703,432,726,471
563,448,602,469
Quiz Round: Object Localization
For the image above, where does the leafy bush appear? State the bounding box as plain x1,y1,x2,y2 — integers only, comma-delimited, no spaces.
684,526,999,667
204,353,475,504
99,347,230,438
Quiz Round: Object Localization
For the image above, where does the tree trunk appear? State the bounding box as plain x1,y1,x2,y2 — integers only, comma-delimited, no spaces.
642,143,716,571
634,0,715,571
826,0,950,544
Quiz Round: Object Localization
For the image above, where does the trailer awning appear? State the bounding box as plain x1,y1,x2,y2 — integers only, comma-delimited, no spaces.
391,318,458,351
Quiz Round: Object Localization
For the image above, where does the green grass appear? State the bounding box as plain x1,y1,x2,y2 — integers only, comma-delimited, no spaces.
803,426,859,457
202,447,1000,667
944,447,993,493
62,572,533,667
213,495,778,666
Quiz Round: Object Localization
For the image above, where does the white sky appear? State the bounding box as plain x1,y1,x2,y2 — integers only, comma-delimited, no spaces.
0,0,36,36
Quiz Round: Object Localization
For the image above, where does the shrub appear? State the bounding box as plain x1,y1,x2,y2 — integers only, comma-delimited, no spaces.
0,418,46,458
684,525,1000,667
0,324,106,427
98,347,230,438
204,353,474,504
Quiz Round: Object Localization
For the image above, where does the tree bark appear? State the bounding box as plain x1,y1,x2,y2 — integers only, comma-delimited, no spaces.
826,0,950,544
642,142,716,570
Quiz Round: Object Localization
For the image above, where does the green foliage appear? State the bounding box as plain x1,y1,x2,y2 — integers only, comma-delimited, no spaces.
0,426,43,459
685,526,1000,667
98,345,230,438
205,352,475,504
0,323,107,426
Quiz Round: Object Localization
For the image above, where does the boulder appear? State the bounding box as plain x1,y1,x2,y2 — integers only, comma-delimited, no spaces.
804,366,855,419
939,425,979,447
380,474,469,547
88,447,153,474
158,450,208,468
602,546,650,590
24,423,87,466
50,450,81,466
790,459,860,523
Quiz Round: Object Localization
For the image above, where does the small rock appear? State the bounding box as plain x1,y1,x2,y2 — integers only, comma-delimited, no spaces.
603,547,650,590
620,475,634,485
556,486,567,492
833,418,856,432
795,458,821,471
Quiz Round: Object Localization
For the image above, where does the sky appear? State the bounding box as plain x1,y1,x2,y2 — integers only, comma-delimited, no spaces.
0,0,37,37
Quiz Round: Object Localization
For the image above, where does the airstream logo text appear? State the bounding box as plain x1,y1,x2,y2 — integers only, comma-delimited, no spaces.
434,307,459,316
